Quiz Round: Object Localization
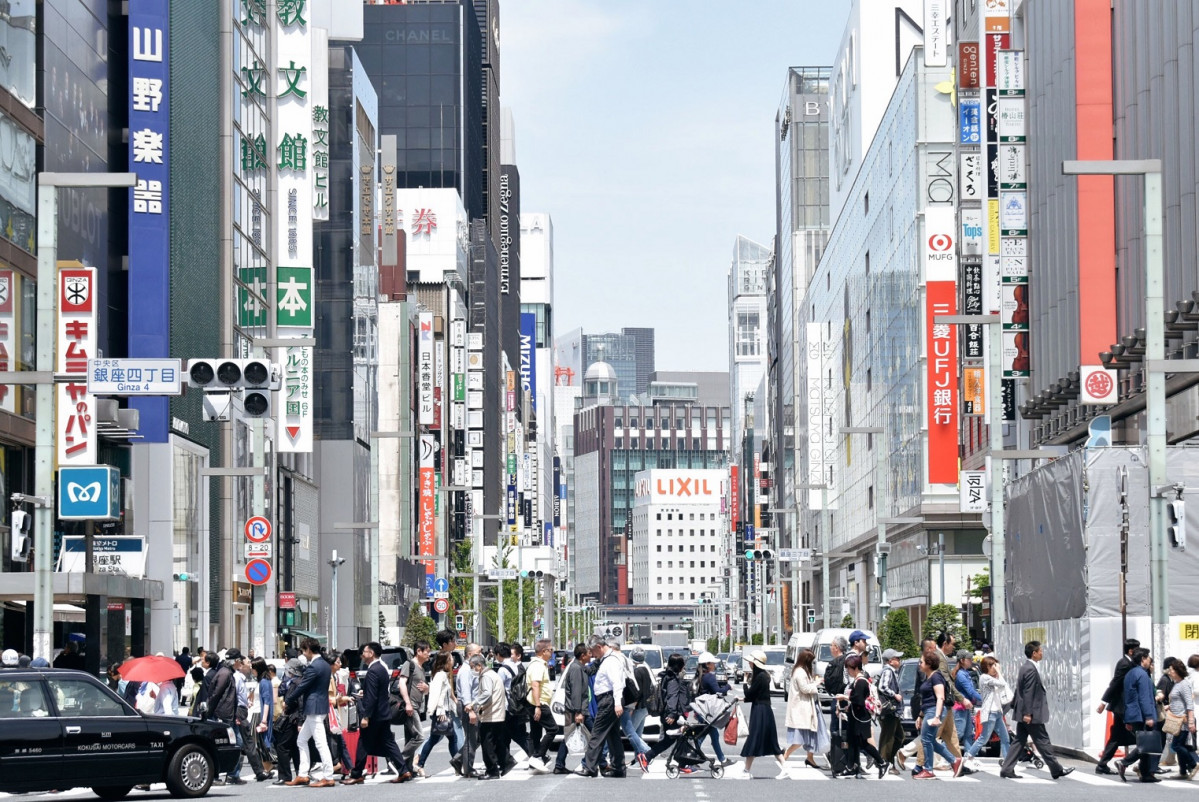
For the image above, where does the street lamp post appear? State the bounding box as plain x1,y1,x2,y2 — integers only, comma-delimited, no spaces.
328,549,346,646
33,172,138,661
1063,159,1167,661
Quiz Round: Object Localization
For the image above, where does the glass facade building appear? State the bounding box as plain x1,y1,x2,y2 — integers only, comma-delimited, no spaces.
356,1,485,224
582,328,656,403
771,66,831,553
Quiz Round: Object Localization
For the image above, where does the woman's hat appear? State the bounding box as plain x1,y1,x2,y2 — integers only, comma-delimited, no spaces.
748,650,769,669
697,651,718,665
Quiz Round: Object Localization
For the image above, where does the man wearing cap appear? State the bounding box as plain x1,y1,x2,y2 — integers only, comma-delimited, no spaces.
877,649,905,767
953,650,983,758
849,630,870,674
578,636,627,777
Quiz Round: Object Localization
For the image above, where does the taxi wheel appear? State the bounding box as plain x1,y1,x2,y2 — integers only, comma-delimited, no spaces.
91,787,133,801
165,744,214,798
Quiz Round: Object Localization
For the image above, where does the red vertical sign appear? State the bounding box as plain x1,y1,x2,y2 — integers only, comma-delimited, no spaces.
927,281,959,484
730,464,740,527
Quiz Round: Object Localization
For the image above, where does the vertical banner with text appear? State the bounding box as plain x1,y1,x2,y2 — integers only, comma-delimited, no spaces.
57,267,98,465
128,0,170,441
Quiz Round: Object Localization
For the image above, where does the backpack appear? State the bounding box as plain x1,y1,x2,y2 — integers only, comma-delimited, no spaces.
502,664,532,717
645,672,666,717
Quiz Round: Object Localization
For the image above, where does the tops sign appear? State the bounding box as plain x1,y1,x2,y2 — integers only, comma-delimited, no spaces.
633,469,726,506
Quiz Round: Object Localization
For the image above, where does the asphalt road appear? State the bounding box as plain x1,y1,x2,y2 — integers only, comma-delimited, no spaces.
3,693,1190,801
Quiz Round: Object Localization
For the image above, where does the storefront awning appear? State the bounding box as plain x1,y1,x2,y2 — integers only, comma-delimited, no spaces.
290,629,327,642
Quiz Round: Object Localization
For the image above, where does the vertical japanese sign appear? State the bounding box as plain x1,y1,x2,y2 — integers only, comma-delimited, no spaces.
274,0,314,453
806,322,836,509
923,0,947,66
418,312,434,425
310,37,329,221
128,0,169,442
432,337,444,431
924,207,959,485
57,267,97,465
419,434,437,596
520,312,537,412
730,464,740,527
0,270,14,414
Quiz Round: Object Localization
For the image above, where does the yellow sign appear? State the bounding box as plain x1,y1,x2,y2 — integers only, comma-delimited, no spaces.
1181,622,1199,641
963,367,986,414
988,199,1000,254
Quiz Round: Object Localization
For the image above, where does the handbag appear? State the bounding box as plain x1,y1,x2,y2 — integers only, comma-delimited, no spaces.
565,724,589,755
432,713,453,734
1164,711,1186,736
327,700,343,735
723,709,739,745
1136,728,1164,755
345,702,360,732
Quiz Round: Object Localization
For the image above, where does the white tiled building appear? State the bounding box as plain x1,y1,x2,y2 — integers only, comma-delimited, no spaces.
631,469,729,606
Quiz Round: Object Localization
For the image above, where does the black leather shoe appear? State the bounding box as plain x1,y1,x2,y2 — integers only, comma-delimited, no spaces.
255,772,274,782
1095,763,1114,775
574,768,598,778
601,769,627,778
1142,775,1162,783
553,766,572,775
1000,771,1021,779
226,777,247,785
1053,767,1074,779
1117,762,1128,782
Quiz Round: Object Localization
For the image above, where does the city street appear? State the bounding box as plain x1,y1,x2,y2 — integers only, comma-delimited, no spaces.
0,695,1186,801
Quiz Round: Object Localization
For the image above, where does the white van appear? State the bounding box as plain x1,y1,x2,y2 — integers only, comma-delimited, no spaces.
811,627,882,680
741,645,788,692
781,632,817,700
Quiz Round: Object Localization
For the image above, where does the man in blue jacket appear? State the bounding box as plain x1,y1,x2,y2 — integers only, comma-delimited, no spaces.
1117,648,1160,784
284,637,336,787
953,650,983,758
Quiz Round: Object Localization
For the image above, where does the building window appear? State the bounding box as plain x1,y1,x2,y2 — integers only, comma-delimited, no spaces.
690,593,696,600
615,417,623,427
657,593,662,600
736,309,761,357
690,513,695,521
690,545,695,552
656,545,662,552
866,309,871,333
868,486,874,509
865,250,870,275
657,577,662,584
615,438,623,448
864,192,869,214
630,418,639,428
690,577,696,584
690,561,695,568
656,561,662,568
668,577,673,584
669,593,674,600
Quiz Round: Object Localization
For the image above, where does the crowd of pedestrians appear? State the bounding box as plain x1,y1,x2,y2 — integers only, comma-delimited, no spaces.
11,625,1199,784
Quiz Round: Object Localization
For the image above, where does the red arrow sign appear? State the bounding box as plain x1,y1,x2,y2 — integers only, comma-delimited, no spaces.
287,426,300,439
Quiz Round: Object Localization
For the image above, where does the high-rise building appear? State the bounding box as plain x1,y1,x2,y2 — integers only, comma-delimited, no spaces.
582,328,655,402
769,66,831,590
729,236,771,462
573,372,730,604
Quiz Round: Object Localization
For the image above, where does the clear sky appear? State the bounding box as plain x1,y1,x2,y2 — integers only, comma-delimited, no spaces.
501,0,850,373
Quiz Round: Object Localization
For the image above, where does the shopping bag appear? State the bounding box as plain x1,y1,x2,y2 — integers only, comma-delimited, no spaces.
565,724,589,755
737,704,749,737
723,709,739,745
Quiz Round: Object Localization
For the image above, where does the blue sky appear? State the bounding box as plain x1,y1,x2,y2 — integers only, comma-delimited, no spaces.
501,0,850,372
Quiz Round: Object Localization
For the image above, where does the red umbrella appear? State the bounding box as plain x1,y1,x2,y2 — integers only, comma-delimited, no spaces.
118,655,184,684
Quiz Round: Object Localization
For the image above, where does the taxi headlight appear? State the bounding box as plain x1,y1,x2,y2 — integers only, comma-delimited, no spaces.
226,726,237,744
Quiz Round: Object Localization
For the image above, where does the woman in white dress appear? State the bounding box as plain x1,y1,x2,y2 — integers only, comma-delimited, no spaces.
782,648,824,773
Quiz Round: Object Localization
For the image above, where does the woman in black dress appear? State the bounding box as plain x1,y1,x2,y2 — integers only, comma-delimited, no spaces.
735,650,789,779
837,654,888,778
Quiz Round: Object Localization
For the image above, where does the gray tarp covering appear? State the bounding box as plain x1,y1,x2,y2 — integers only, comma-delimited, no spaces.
1005,446,1199,624
1005,450,1086,622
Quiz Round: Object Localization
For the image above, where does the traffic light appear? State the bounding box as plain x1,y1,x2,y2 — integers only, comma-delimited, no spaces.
172,572,191,581
10,510,30,562
455,614,465,631
744,549,773,561
1168,498,1186,550
520,569,545,579
186,359,279,419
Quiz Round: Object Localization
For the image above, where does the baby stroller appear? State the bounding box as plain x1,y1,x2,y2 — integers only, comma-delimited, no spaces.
663,693,738,779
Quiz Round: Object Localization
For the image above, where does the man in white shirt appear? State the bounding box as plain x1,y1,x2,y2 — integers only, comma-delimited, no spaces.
578,636,626,778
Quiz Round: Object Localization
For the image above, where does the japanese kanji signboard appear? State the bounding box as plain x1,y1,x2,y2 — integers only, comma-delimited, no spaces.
128,0,171,442
279,344,312,452
57,266,97,465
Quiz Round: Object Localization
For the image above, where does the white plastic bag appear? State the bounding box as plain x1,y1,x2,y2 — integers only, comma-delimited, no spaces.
736,704,749,737
565,724,589,755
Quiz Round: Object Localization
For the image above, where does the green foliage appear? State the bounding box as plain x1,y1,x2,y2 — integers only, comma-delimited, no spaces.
481,544,538,644
406,602,437,648
879,609,919,658
750,633,764,645
968,567,990,596
706,637,721,653
840,613,856,628
922,603,973,652
379,611,392,646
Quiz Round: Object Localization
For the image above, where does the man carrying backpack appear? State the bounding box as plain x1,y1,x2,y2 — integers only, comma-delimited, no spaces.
496,643,532,770
394,641,430,770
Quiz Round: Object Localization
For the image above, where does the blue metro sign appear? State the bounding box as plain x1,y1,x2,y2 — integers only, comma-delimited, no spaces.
58,466,121,521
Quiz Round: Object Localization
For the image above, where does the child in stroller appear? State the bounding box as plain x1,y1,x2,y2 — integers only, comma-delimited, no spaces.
662,693,739,779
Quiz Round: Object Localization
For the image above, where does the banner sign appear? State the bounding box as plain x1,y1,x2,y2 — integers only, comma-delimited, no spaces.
128,0,170,441
927,280,959,484
57,267,97,465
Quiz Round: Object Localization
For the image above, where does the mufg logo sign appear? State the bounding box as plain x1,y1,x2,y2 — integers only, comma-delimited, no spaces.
58,466,121,521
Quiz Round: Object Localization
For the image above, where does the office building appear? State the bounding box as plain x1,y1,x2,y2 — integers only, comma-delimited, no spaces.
582,328,655,403
630,469,730,606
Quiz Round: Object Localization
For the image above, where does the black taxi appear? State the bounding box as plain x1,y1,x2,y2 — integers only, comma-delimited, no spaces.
0,668,240,799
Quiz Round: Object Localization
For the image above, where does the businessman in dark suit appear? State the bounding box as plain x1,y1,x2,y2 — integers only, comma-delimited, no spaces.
343,642,411,784
1096,638,1141,773
1000,640,1073,779
284,637,336,787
